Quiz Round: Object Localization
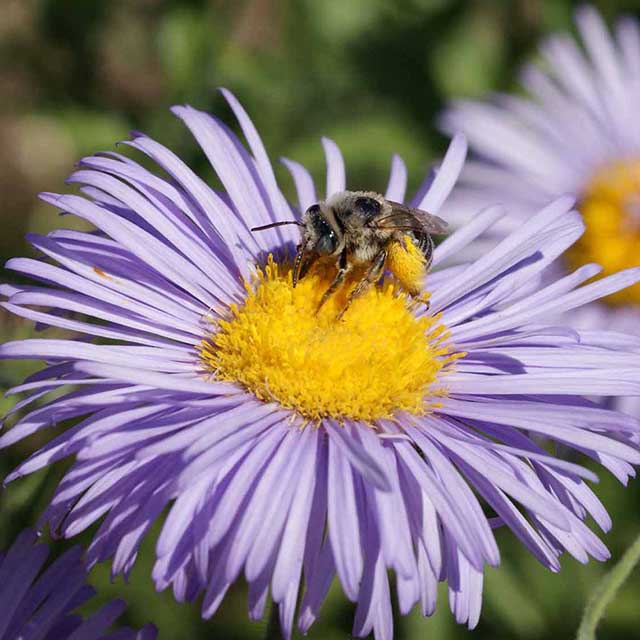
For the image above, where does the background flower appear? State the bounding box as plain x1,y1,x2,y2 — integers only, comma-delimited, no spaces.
1,93,640,639
441,6,640,415
0,528,156,640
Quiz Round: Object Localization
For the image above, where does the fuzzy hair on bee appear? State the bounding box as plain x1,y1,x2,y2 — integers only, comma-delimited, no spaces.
251,190,448,318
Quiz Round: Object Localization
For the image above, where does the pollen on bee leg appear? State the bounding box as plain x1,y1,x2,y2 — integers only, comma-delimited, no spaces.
386,237,429,297
199,255,459,422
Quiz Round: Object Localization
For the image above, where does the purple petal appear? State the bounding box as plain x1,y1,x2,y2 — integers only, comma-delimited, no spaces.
327,422,391,492
327,435,363,601
384,154,408,202
417,133,467,214
322,137,346,197
280,157,317,212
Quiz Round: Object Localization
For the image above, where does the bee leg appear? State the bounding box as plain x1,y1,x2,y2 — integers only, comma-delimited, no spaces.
293,244,318,287
336,249,386,320
292,244,305,287
316,249,349,312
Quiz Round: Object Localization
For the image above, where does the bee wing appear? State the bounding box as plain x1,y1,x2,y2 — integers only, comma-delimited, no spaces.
385,201,449,234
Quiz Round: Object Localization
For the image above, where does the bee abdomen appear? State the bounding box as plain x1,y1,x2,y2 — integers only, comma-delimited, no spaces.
410,231,434,267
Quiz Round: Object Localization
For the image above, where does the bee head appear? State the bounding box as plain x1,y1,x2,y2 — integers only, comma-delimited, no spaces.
325,191,386,227
304,203,339,255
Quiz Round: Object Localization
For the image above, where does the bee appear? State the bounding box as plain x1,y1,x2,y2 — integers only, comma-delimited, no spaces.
251,190,448,318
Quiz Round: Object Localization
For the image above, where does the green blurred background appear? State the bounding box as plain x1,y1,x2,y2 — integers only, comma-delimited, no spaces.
2,0,640,638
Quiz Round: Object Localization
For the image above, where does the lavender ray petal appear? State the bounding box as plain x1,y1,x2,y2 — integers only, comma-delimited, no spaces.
430,196,576,312
394,441,482,568
171,106,282,251
280,158,317,212
322,137,346,197
355,426,415,577
271,429,319,600
384,154,408,202
220,88,299,247
0,536,49,637
73,362,232,395
206,427,287,548
122,135,254,274
278,578,300,640
302,436,328,579
417,133,467,214
7,288,198,345
244,429,314,582
433,204,504,267
444,370,640,397
327,433,364,601
298,541,335,634
327,421,391,492
64,599,127,640
226,429,307,582
2,303,189,350
417,543,438,616
6,257,204,335
41,193,221,309
451,267,640,341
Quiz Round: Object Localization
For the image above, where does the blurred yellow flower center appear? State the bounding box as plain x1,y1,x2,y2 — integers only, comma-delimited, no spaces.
200,257,456,422
567,160,640,306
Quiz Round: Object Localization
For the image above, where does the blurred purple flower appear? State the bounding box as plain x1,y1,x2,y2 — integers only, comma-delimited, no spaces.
2,90,640,640
0,529,156,640
442,5,640,415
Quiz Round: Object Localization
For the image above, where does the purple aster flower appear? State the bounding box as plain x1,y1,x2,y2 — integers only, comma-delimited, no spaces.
0,528,156,640
2,90,640,640
441,6,640,414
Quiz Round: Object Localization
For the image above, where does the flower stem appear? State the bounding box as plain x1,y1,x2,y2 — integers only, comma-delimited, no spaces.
265,602,283,640
576,530,640,640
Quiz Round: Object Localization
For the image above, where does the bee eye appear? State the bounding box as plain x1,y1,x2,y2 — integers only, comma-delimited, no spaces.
306,204,321,215
316,230,337,255
355,197,381,219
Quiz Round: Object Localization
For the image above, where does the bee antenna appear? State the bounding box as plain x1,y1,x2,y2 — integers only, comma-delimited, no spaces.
251,220,304,232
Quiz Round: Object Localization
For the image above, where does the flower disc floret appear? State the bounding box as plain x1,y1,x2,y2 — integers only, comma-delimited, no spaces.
201,257,453,421
566,160,640,305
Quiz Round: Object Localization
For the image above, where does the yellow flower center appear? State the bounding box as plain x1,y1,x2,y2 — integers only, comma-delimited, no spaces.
566,160,640,306
200,257,457,422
